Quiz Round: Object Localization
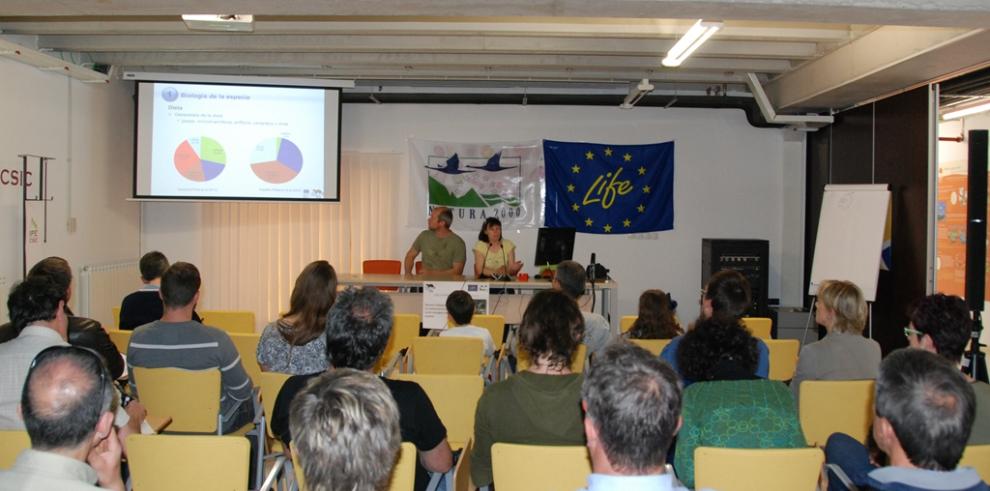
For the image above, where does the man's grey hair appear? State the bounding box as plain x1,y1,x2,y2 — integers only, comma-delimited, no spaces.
582,342,682,473
555,260,587,299
290,368,401,491
875,348,975,471
325,287,395,370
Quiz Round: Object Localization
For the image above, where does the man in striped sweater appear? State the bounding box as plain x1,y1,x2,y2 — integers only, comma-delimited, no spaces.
126,262,255,433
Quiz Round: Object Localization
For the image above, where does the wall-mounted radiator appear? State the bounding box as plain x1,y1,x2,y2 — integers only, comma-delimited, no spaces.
78,260,138,329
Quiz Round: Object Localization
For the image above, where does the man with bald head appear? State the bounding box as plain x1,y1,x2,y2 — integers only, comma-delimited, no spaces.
404,206,466,275
0,346,124,490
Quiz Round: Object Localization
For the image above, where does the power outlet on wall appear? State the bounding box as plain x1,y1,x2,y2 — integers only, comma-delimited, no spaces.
67,217,77,233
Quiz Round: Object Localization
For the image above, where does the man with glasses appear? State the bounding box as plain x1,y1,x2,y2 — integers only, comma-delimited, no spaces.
0,346,125,490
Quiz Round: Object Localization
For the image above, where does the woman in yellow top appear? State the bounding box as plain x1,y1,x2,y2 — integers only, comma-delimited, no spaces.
473,217,523,279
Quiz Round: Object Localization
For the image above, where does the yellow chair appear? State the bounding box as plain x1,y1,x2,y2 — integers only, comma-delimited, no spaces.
471,314,506,350
107,329,132,355
112,306,121,329
375,313,421,374
411,337,485,375
392,373,483,450
799,380,875,446
258,371,292,450
620,315,637,334
741,317,773,339
491,443,592,491
629,338,672,356
766,339,800,381
127,434,249,491
292,441,416,491
516,344,587,373
0,430,30,470
960,444,990,482
131,367,222,433
228,332,263,384
199,310,256,334
694,446,824,491
453,438,474,491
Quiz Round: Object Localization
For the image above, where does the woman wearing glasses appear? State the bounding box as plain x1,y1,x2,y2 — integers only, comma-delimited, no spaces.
790,279,881,404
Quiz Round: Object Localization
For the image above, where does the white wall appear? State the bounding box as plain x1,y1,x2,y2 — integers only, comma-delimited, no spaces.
0,57,140,319
144,103,805,323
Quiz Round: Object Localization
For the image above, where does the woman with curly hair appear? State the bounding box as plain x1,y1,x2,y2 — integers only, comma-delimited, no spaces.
626,289,682,339
256,260,337,374
673,316,805,488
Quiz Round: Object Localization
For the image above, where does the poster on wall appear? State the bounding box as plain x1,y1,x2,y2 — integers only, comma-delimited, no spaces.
421,281,490,330
408,139,544,232
934,159,990,301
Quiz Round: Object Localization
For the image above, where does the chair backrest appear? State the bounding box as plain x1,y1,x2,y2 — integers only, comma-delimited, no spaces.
392,373,483,450
960,444,990,482
516,344,587,373
258,371,292,443
620,315,637,333
453,438,474,491
228,332,262,384
694,446,824,491
766,339,800,381
415,261,423,275
470,314,506,350
292,441,416,491
375,313,421,373
491,443,591,491
412,337,484,375
199,310,256,334
363,259,402,275
112,306,121,329
799,380,875,446
629,338,672,356
107,329,132,354
132,366,221,433
0,430,30,470
127,434,249,490
741,317,773,339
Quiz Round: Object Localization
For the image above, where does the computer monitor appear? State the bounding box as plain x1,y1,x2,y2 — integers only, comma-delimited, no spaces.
534,227,576,267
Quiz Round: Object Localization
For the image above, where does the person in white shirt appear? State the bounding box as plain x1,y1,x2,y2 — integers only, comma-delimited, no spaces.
438,290,495,358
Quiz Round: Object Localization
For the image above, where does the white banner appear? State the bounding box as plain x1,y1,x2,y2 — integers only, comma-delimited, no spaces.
421,281,490,330
407,139,544,232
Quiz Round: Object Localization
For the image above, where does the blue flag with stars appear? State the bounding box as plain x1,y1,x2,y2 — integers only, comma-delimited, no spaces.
543,140,674,234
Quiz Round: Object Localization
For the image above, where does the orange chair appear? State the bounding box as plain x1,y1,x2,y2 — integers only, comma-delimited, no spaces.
415,261,424,275
363,260,402,291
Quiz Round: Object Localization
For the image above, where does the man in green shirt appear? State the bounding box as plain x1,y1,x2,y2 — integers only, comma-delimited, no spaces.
404,206,466,275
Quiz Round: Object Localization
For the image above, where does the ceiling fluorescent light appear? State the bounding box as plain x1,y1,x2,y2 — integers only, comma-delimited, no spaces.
662,20,722,68
942,100,990,120
620,79,654,109
182,14,255,32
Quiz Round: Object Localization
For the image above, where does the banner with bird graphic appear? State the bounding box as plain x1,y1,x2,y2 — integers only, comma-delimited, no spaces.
544,140,674,234
408,139,544,230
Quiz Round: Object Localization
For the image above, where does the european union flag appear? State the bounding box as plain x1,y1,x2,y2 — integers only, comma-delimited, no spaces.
544,140,674,234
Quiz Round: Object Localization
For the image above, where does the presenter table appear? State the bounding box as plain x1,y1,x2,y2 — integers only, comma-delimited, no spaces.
337,273,618,331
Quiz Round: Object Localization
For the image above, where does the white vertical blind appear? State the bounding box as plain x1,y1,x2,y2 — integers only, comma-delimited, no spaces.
199,152,399,329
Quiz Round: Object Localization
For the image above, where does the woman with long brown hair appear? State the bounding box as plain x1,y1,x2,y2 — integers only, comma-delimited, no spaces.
257,260,338,374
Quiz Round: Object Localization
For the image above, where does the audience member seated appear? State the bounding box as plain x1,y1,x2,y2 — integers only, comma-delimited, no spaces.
825,349,989,491
127,262,255,433
271,287,452,491
673,316,805,488
553,260,614,356
438,290,495,358
471,290,587,487
0,257,124,380
905,293,990,444
404,206,466,275
290,368,401,491
473,217,523,279
580,342,689,491
791,279,881,404
257,260,336,375
660,270,769,384
119,251,201,330
625,289,682,340
0,346,125,491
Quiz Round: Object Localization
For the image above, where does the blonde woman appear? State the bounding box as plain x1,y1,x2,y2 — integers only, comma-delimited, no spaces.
791,279,881,403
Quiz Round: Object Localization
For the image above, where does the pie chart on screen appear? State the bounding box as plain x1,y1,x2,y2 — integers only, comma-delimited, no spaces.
251,137,303,184
174,136,226,182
